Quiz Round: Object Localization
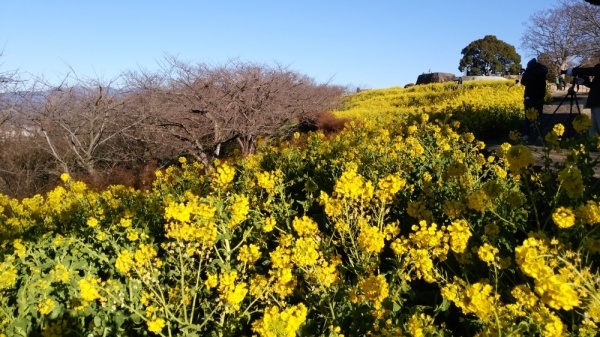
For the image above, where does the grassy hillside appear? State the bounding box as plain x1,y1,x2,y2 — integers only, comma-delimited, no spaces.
334,80,524,140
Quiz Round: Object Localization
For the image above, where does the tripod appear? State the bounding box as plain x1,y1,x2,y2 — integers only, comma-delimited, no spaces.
544,77,582,137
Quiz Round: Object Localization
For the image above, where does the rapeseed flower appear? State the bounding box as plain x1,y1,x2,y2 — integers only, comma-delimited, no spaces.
333,162,374,201
263,216,276,232
12,239,26,258
291,237,320,267
467,188,491,212
292,216,319,237
37,297,55,316
212,163,236,188
204,272,218,289
535,274,580,310
477,243,499,265
228,194,249,228
50,264,70,283
238,244,261,265
255,169,283,194
557,166,584,199
505,145,535,172
78,276,101,302
447,219,471,253
573,114,592,134
357,224,385,254
358,274,389,309
252,303,308,337
376,173,406,202
552,206,576,229
147,318,166,334
86,217,99,228
224,282,248,312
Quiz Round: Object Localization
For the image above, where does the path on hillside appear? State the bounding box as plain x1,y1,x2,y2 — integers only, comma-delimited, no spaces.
484,86,600,177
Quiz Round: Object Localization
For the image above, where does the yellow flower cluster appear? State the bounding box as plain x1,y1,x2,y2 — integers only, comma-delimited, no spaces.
292,215,319,237
218,271,248,312
255,169,283,194
237,244,261,265
390,220,453,283
350,274,389,309
408,221,449,260
147,317,166,333
50,264,70,283
13,239,26,258
228,194,249,229
333,162,374,201
467,188,491,212
37,297,55,316
252,303,308,337
0,262,17,290
575,200,600,225
557,166,584,199
78,276,102,303
525,107,539,122
163,195,218,246
515,237,580,311
477,243,499,265
441,279,499,323
545,123,565,144
291,237,320,267
446,219,471,253
268,236,297,298
375,173,406,203
115,243,161,276
504,144,535,172
552,206,576,229
357,224,386,254
311,257,341,289
407,313,436,337
572,114,592,134
212,162,236,188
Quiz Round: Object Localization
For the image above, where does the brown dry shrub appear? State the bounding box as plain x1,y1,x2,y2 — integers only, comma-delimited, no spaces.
315,110,352,136
76,161,159,192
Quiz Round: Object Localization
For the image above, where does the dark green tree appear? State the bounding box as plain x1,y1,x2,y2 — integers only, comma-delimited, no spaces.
458,35,522,76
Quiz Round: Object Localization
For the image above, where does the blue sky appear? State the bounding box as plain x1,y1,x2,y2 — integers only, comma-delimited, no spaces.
1,1,555,89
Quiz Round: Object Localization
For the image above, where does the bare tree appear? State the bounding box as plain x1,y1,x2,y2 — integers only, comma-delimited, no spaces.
562,0,600,61
28,75,149,179
521,2,584,73
127,57,344,166
0,53,58,197
521,0,600,73
0,51,22,127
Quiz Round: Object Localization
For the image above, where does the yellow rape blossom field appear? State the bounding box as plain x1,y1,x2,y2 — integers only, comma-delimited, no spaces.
1,81,600,336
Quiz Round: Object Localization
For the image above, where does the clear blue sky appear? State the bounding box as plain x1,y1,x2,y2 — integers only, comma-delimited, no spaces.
1,1,555,89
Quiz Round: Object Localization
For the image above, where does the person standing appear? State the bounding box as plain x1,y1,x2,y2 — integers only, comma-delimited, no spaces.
520,58,548,140
568,64,600,135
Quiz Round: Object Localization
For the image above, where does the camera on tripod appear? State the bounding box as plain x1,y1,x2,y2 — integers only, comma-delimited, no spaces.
544,69,583,137
557,70,584,94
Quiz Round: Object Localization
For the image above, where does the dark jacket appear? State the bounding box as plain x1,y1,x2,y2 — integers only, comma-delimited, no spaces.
572,63,600,109
521,60,548,105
